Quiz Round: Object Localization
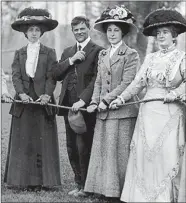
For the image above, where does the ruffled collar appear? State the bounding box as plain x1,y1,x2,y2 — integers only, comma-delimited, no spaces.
28,40,40,49
159,43,176,54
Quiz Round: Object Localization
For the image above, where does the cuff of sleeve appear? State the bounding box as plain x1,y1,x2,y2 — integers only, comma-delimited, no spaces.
80,99,86,105
117,95,125,104
89,102,98,106
180,93,186,98
45,94,51,98
69,58,74,65
102,99,109,107
19,92,26,96
170,90,178,98
18,91,25,95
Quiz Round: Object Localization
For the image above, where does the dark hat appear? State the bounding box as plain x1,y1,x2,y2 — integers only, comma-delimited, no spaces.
11,7,58,32
68,110,87,134
94,5,138,34
143,8,186,36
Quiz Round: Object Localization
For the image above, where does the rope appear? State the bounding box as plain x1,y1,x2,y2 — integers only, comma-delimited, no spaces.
117,98,186,107
1,97,186,111
2,99,87,111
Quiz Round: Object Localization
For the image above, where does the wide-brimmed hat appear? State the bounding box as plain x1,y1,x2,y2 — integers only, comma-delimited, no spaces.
143,8,186,36
68,110,87,134
94,5,138,34
11,7,58,32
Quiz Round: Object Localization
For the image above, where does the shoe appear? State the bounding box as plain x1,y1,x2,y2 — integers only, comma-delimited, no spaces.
26,186,41,192
73,189,88,197
68,188,80,195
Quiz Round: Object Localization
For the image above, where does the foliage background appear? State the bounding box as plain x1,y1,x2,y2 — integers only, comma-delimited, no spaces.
1,1,186,202
2,1,186,75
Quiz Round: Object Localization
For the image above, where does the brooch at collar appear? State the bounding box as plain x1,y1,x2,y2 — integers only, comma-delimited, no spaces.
118,50,125,55
100,50,107,56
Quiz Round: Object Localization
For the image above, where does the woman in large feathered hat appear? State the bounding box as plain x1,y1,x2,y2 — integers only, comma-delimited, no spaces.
4,7,61,191
83,5,140,199
110,7,186,202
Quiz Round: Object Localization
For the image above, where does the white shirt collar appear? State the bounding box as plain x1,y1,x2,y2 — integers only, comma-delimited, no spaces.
77,37,91,50
28,40,40,48
111,40,123,50
26,40,40,78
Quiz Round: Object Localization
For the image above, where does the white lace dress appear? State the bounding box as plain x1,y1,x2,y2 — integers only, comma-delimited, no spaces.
120,48,186,202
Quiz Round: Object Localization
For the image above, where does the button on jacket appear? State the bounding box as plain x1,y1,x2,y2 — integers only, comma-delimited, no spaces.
52,40,103,115
91,42,141,120
9,44,57,117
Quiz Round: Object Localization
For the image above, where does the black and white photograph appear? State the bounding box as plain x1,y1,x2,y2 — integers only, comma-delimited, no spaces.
1,1,186,202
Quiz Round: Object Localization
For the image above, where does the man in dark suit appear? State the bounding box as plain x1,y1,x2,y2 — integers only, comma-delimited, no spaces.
52,16,102,197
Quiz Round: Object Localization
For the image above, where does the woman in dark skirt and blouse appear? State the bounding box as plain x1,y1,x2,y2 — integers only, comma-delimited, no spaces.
4,7,61,191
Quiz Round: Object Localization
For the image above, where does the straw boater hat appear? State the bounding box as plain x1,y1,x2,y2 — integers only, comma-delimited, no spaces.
94,5,138,34
11,7,58,32
143,8,186,36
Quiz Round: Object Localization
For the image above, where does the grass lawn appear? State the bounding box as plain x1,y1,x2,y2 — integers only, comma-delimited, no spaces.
1,103,121,203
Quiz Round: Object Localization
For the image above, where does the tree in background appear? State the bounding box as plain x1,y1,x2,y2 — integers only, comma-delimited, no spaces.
83,1,183,62
2,1,30,48
2,1,184,74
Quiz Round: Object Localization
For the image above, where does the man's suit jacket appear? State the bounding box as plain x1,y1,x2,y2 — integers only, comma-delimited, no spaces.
52,40,102,116
9,44,57,117
91,42,141,120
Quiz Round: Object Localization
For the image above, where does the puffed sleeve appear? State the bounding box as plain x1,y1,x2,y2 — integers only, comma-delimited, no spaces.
171,57,186,97
119,54,150,101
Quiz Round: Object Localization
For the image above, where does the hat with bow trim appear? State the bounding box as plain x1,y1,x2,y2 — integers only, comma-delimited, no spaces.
11,7,58,32
94,5,138,34
143,8,186,36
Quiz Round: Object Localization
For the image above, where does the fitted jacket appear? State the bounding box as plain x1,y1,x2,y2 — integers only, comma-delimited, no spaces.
91,42,140,120
9,44,57,117
52,40,103,115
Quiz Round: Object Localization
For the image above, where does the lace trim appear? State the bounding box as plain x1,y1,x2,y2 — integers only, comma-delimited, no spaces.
145,50,184,88
139,107,182,161
128,141,180,202
179,145,185,156
135,163,179,202
165,51,180,78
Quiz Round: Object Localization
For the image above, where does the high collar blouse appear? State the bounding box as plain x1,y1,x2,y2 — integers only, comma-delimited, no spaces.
26,40,40,78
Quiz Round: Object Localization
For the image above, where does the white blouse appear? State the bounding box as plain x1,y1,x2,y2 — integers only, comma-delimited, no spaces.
26,41,40,78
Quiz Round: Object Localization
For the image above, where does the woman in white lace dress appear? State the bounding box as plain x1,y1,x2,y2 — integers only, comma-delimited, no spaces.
110,8,186,202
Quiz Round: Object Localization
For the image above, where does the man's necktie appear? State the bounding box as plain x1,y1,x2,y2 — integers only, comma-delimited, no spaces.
75,45,82,75
78,45,82,51
76,45,82,66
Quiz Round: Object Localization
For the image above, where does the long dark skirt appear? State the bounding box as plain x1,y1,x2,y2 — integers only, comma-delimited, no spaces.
4,81,61,187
